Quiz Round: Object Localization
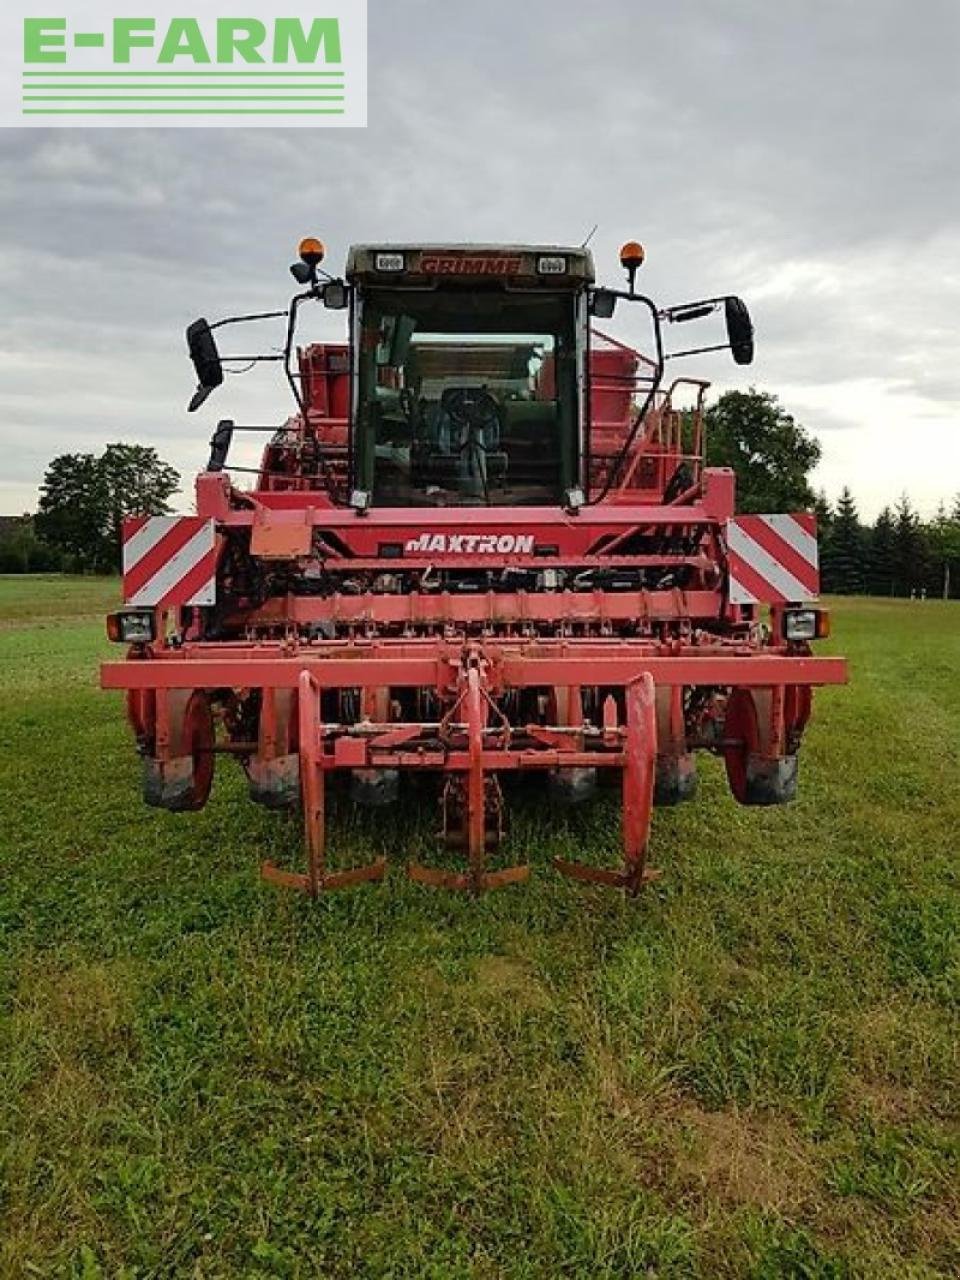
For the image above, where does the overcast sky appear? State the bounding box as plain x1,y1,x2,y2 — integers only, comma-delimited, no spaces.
1,0,957,519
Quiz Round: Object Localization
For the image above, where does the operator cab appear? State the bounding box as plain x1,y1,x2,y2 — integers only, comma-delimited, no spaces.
346,245,593,507
186,238,754,508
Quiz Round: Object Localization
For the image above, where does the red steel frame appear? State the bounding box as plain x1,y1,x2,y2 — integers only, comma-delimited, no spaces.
102,631,845,894
103,297,848,895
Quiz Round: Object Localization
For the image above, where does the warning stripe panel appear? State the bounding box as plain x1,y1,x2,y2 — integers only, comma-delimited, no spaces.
124,518,206,600
726,514,819,605
759,512,817,561
737,516,817,592
122,516,216,608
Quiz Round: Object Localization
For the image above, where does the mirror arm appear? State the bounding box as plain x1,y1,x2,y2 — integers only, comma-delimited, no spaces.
662,295,726,322
209,308,289,332
220,354,286,364
665,342,731,360
281,287,349,505
282,289,317,413
585,292,665,506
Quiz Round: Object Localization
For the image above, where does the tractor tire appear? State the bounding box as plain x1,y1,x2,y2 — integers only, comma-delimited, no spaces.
351,768,399,807
548,766,597,806
143,691,215,812
722,688,798,806
740,753,799,806
654,753,698,806
248,754,300,809
247,689,300,810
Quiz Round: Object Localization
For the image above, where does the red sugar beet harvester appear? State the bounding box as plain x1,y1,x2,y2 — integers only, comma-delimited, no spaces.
101,237,846,894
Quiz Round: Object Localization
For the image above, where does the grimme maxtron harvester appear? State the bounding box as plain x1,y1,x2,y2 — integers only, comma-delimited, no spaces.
101,238,846,894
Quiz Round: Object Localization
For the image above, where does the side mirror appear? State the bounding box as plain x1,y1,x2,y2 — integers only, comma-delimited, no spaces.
724,296,754,365
186,318,224,412
323,280,348,310
590,289,617,319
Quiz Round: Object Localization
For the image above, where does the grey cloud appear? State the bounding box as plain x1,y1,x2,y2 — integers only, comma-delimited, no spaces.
1,0,958,518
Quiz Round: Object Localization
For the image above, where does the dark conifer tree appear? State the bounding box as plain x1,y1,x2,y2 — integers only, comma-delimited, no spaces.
892,494,929,597
868,506,896,596
823,487,864,594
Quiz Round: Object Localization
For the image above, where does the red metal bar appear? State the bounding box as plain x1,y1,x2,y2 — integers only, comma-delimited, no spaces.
102,654,847,691
555,673,659,894
214,502,715,527
260,670,387,894
239,587,722,628
300,670,324,894
465,668,485,886
499,655,846,687
622,675,657,890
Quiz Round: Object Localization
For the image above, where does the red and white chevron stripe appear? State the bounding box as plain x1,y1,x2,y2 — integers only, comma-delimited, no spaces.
122,516,217,608
725,513,819,605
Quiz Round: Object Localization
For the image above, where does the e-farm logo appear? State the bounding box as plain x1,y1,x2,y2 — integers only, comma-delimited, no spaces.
2,1,366,127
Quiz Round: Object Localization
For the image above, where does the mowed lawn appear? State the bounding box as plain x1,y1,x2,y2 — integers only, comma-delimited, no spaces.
0,578,957,1278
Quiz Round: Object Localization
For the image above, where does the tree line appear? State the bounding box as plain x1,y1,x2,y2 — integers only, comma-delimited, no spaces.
816,489,960,600
702,390,960,600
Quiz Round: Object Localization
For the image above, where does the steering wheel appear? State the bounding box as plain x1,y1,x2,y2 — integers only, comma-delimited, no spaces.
442,388,501,451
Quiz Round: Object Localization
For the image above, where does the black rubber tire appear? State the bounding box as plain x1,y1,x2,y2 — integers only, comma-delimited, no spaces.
143,691,215,812
723,689,798,807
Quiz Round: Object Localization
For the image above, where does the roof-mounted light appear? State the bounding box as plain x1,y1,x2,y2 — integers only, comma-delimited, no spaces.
298,237,325,267
619,240,645,270
375,252,405,272
291,236,326,286
619,240,645,295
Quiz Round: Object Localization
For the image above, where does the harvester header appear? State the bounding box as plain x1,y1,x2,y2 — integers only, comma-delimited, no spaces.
101,234,845,896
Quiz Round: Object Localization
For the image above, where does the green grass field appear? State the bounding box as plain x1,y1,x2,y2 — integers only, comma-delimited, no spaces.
1,578,957,1278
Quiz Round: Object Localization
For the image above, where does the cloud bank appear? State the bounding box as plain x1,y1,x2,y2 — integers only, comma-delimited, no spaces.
1,0,957,517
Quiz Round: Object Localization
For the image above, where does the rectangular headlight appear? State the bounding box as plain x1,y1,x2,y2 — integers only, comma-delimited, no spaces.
107,609,156,644
375,252,405,272
783,608,819,642
537,255,567,275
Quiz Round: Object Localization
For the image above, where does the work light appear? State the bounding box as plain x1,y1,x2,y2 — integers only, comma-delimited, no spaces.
781,607,829,642
537,255,567,275
375,252,405,272
107,610,156,645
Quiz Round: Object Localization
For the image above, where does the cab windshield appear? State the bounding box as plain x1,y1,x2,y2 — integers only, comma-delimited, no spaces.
355,288,578,506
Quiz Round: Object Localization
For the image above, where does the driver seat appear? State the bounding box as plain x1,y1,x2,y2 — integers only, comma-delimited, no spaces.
414,387,508,494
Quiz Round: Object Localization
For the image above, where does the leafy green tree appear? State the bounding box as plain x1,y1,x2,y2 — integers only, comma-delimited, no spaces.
98,443,180,567
35,445,179,572
867,506,896,597
705,389,821,514
34,453,106,569
0,517,62,573
926,503,960,599
820,487,864,594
